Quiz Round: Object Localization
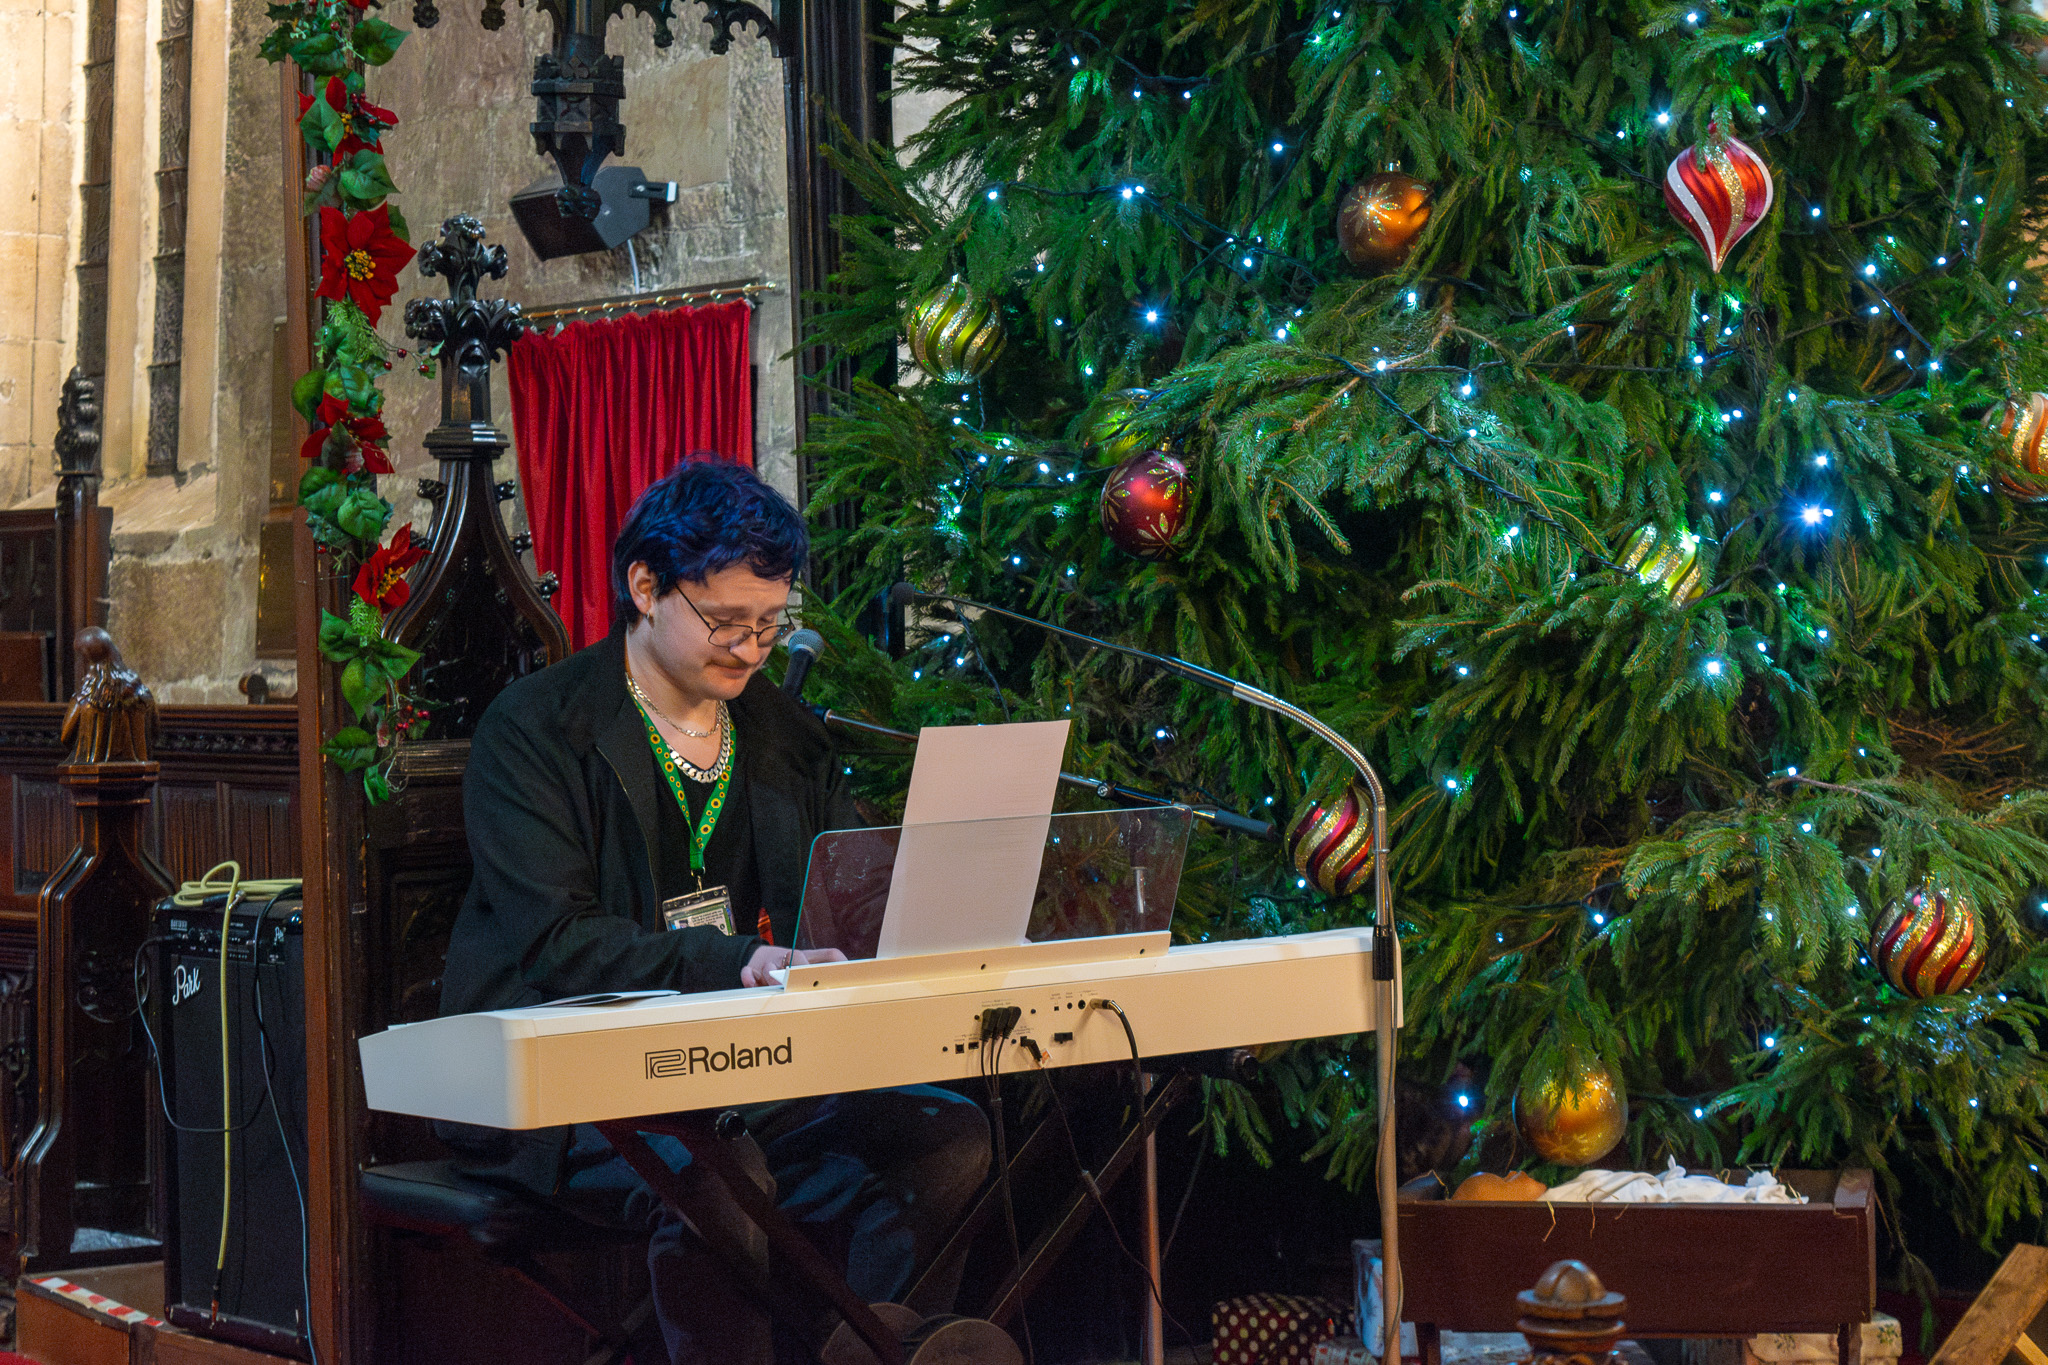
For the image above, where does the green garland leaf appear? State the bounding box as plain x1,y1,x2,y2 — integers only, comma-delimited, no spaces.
350,16,405,64
291,370,327,422
299,95,343,154
336,488,392,543
321,726,378,771
286,32,345,74
340,657,375,715
336,151,397,211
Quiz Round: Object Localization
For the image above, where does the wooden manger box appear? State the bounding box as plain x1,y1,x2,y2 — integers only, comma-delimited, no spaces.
1397,1170,1876,1365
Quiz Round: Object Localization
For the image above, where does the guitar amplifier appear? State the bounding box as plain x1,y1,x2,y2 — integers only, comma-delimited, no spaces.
154,894,311,1360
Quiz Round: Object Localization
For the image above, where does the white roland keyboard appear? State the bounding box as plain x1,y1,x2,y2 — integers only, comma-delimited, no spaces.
359,927,1396,1129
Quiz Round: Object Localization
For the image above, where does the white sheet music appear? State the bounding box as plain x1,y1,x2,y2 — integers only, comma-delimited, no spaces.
876,720,1071,959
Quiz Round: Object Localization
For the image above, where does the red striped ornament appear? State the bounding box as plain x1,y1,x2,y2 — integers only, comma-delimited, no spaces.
1662,129,1775,272
1285,782,1376,896
1872,883,1988,1000
1983,392,2048,501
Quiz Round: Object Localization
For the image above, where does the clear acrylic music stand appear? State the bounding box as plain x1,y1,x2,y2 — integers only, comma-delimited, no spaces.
790,807,1194,977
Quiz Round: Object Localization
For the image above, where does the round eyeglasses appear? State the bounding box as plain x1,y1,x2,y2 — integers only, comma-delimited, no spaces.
676,591,796,650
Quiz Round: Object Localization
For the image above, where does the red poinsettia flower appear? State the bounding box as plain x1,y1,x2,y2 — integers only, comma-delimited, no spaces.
349,439,395,477
301,392,394,469
353,524,429,612
317,205,414,325
300,78,395,160
301,393,348,462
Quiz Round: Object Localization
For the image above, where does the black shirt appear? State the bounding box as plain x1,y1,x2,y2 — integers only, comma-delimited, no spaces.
649,736,763,938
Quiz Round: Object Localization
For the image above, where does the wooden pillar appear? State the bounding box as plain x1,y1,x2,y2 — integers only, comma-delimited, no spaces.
54,371,108,701
15,627,173,1274
276,49,371,1364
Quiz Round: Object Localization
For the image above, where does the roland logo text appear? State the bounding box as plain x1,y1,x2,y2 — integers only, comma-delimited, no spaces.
645,1038,793,1080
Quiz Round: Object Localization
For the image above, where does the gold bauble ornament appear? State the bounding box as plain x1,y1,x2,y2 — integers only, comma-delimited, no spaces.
1083,388,1156,463
1983,392,2048,501
1336,173,1434,272
1515,1061,1628,1167
1618,524,1705,606
905,276,1006,385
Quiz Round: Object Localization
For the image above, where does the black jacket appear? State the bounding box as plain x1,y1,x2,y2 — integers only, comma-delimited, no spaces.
436,627,858,1191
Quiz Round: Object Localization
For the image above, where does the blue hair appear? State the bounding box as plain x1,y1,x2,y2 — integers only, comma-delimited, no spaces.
610,459,808,630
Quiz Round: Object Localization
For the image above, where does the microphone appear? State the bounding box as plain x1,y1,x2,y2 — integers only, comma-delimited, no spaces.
886,582,1238,695
781,628,825,699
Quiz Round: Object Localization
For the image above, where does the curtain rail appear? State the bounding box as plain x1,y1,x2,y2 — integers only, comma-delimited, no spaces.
520,279,781,324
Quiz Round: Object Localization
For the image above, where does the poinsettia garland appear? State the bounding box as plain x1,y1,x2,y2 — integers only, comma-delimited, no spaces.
261,0,425,802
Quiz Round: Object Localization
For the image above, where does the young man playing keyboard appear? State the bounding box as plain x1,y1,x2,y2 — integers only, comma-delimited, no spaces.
438,459,989,1364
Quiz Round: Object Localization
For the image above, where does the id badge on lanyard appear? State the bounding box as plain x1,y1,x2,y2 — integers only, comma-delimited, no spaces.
663,886,735,934
635,689,739,935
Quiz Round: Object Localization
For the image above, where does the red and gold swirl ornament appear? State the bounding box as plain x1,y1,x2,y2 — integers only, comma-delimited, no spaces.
1872,883,1988,1000
1285,781,1376,896
1983,392,2048,501
1662,127,1775,272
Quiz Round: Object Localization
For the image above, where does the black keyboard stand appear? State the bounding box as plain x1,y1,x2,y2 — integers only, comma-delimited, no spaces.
907,1072,1191,1327
594,1071,1193,1365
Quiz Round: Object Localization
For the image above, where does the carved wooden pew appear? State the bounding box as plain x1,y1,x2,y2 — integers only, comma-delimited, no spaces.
0,631,299,1270
14,628,174,1271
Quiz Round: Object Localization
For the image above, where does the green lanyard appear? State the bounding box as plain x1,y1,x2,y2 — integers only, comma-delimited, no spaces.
635,702,733,882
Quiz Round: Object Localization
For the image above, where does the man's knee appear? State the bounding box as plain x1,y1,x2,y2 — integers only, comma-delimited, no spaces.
918,1090,991,1188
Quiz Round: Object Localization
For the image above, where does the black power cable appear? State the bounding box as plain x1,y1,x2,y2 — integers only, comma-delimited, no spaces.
1031,1006,1199,1350
980,1012,1035,1365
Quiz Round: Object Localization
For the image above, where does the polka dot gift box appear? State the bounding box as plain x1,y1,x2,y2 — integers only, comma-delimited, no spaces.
1212,1292,1351,1365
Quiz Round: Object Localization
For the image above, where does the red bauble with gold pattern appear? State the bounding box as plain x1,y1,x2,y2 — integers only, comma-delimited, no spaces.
1662,128,1774,272
1983,392,2048,501
1872,883,1988,999
1337,173,1433,272
1099,449,1190,560
1286,782,1376,896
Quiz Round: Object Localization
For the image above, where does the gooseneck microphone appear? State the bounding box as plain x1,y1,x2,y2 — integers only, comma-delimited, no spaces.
891,580,1404,1359
781,628,825,699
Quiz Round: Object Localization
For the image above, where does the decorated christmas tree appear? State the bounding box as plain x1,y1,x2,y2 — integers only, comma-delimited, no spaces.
799,0,2048,1281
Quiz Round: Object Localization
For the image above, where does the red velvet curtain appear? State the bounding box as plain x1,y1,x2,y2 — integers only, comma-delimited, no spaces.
507,300,754,650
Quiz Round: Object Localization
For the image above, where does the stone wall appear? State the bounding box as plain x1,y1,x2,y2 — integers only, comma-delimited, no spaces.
0,0,76,504
84,3,795,700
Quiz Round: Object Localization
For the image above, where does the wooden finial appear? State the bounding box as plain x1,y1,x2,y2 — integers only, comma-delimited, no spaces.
1517,1259,1628,1365
61,628,158,764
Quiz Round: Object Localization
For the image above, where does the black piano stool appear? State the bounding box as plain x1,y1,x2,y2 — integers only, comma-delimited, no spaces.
360,1159,650,1364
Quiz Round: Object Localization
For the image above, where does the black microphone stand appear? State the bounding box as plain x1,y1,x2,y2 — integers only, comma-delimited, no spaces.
894,585,1404,1362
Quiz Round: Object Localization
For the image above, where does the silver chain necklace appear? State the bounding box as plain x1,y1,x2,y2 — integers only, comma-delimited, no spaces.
626,667,721,738
625,666,732,783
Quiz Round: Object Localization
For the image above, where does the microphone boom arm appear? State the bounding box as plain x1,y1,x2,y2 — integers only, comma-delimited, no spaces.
813,708,1279,841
